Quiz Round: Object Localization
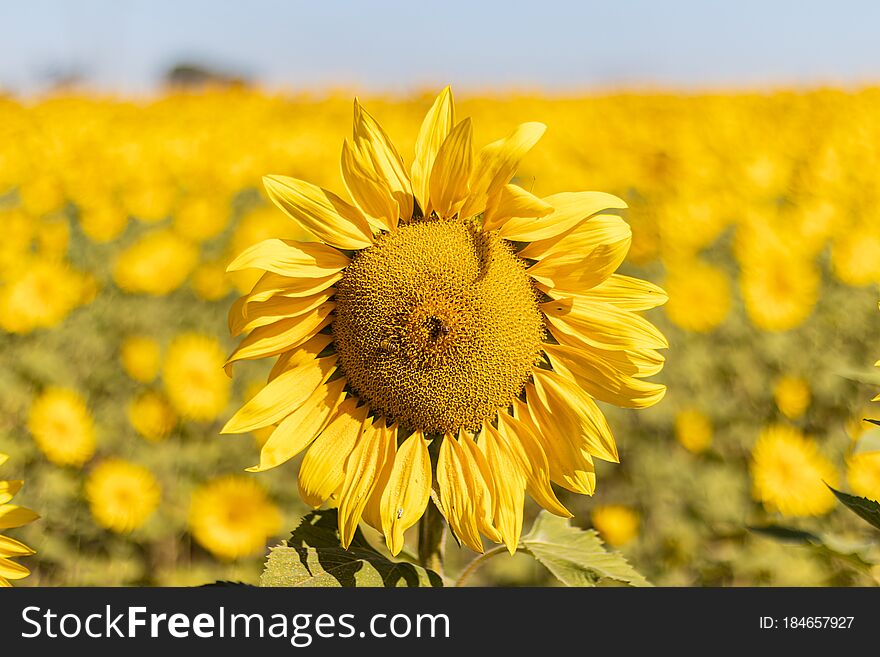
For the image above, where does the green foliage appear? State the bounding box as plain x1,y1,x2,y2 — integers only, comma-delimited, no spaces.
853,427,880,455
260,510,442,587
828,486,880,532
747,524,876,574
519,511,651,587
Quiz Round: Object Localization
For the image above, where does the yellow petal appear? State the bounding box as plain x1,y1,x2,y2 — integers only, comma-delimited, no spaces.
0,454,7,467
247,377,347,472
243,271,342,305
542,297,669,351
267,334,334,382
551,274,667,311
224,302,334,368
230,289,335,337
458,430,503,544
341,139,399,232
479,421,526,553
0,577,10,587
263,175,373,249
362,423,398,532
227,238,349,276
0,557,29,580
0,480,23,506
379,430,432,556
337,418,393,548
0,534,35,557
523,383,597,494
352,100,414,222
298,399,369,507
222,355,336,433
483,184,553,231
532,368,618,463
412,86,455,215
528,233,630,292
0,505,40,530
461,122,546,219
519,213,631,260
435,434,485,552
500,191,627,242
498,407,571,517
428,118,473,219
544,343,666,409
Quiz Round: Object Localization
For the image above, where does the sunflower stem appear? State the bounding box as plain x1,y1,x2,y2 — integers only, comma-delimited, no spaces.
454,545,508,587
418,498,446,575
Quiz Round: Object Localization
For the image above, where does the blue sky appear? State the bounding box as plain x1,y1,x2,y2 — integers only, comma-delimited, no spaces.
2,0,879,93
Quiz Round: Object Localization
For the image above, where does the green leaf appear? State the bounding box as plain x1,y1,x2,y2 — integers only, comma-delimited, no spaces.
260,510,443,587
828,485,880,532
519,511,651,587
747,523,876,573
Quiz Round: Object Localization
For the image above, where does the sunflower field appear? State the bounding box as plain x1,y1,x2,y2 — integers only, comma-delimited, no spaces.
2,87,880,587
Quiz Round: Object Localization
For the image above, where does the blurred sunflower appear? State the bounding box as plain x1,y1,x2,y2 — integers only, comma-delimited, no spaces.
0,452,38,586
127,390,177,442
0,259,92,334
591,504,639,547
27,387,96,466
163,333,231,422
189,475,282,560
222,88,668,555
750,424,837,517
113,229,198,295
85,459,161,533
773,375,811,420
674,408,713,454
120,334,161,383
662,258,730,332
740,250,819,331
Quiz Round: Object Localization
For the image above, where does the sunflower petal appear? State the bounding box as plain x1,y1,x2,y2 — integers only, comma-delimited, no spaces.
379,430,432,556
528,234,630,292
243,271,342,306
501,191,627,242
519,213,631,261
458,430,503,544
429,118,473,218
337,418,392,548
227,238,349,276
479,421,526,553
222,354,336,433
298,399,369,508
247,378,347,472
362,423,398,532
542,297,669,351
532,368,618,463
263,175,373,249
0,505,40,530
550,274,668,311
341,139,400,233
352,100,414,222
498,407,571,517
224,302,334,368
483,184,553,231
435,434,484,552
412,86,455,215
546,343,667,409
0,557,29,580
523,383,597,494
461,122,546,219
266,334,334,382
0,534,35,557
231,289,336,337
0,480,23,506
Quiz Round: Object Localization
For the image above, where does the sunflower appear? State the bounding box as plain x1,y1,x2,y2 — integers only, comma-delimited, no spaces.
127,390,177,442
222,88,668,555
750,424,837,517
189,475,282,561
591,504,639,547
163,333,231,422
0,452,38,586
674,408,713,454
27,387,96,467
773,375,810,420
85,459,161,533
120,334,161,383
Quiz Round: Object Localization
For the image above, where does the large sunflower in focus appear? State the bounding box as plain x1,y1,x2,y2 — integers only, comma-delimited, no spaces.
222,88,668,555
